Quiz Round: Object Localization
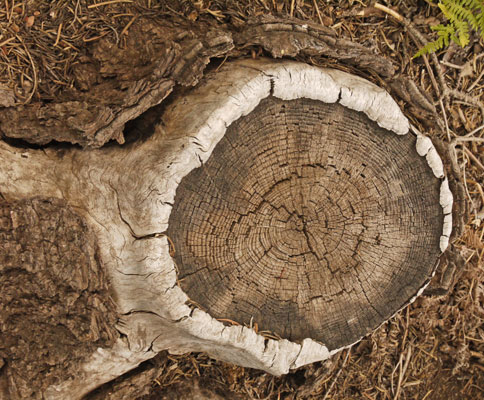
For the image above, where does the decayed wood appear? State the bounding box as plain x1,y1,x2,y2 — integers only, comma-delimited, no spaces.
234,15,395,78
0,15,439,148
0,59,455,399
0,19,232,148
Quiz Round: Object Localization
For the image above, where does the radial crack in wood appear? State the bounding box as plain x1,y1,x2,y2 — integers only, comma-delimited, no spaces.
157,58,449,362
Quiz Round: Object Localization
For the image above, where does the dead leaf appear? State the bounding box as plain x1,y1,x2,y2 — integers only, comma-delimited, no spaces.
25,16,35,27
425,16,441,26
459,61,474,79
322,15,333,26
188,10,198,21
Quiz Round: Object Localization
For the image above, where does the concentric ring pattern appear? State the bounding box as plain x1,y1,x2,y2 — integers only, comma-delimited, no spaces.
167,97,443,349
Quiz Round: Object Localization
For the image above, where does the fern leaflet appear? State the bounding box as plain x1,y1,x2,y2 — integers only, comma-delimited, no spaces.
414,0,484,58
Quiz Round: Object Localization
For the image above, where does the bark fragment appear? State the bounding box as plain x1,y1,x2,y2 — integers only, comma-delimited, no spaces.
0,19,233,148
234,15,395,78
0,15,438,148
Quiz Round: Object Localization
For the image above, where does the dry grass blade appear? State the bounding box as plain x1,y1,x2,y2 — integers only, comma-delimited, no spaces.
394,346,412,400
14,34,37,104
322,349,351,400
88,0,133,8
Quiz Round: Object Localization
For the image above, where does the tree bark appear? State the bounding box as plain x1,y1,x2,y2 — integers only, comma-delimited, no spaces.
0,16,437,149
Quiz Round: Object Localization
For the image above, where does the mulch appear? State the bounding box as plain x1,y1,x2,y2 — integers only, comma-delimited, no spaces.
1,1,483,399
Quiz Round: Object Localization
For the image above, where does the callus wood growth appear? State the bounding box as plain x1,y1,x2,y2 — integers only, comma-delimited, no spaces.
0,59,453,398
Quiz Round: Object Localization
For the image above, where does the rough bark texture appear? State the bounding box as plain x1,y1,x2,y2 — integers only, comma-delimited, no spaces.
167,97,443,350
0,15,437,148
233,15,395,77
0,197,118,400
0,18,232,147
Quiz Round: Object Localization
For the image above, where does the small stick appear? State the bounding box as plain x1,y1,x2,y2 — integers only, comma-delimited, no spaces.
215,55,228,72
440,60,465,69
121,16,136,36
453,137,484,144
155,233,176,256
54,23,62,47
461,150,475,211
0,37,16,47
374,2,404,22
466,178,484,206
313,0,324,26
468,68,484,92
394,346,412,400
83,31,110,42
400,307,410,351
439,97,451,141
15,35,37,104
216,318,240,325
418,44,441,98
166,235,176,257
464,146,484,171
448,88,484,117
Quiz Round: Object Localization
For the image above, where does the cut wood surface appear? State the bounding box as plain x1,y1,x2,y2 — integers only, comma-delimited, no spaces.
168,97,442,350
0,59,454,399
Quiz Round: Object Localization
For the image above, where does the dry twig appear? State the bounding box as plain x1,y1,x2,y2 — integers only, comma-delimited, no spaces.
322,349,351,400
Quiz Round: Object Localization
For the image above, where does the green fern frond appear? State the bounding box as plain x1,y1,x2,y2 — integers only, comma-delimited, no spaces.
414,0,484,58
441,0,480,32
414,28,451,58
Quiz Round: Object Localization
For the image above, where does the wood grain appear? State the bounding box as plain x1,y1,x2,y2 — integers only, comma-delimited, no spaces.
168,97,443,350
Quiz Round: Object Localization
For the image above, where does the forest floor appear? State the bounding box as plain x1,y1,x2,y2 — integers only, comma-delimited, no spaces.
1,1,484,399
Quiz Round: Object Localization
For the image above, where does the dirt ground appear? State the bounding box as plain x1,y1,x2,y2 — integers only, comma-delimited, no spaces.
1,0,483,399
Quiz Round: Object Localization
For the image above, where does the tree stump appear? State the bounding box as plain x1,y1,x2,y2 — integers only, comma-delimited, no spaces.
0,59,454,399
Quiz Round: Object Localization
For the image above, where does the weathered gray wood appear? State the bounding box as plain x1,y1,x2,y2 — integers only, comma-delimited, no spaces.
0,59,453,399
